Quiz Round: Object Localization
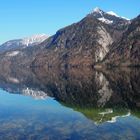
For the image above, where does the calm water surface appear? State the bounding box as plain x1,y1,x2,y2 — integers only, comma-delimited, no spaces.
0,67,139,140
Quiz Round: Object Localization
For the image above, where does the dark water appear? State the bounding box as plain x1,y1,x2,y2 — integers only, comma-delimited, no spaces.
0,67,140,140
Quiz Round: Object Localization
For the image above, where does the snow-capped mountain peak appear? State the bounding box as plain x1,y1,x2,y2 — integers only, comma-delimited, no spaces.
0,34,49,53
93,7,102,13
22,34,48,46
91,7,104,15
89,7,130,24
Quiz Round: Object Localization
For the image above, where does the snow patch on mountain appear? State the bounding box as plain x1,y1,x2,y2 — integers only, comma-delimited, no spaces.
98,17,113,24
22,87,48,100
22,34,48,46
8,77,20,84
6,51,20,57
107,11,130,20
121,17,130,20
107,11,119,17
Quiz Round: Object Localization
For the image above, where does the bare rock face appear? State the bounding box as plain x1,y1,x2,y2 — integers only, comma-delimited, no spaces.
103,15,140,67
95,26,113,62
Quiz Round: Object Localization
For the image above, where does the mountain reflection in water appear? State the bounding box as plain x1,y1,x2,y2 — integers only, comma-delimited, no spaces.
0,67,139,140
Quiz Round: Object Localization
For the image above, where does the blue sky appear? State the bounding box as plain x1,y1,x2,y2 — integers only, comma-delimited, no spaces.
0,0,140,44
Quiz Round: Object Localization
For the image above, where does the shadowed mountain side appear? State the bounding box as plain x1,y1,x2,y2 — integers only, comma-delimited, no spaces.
103,15,140,67
101,68,140,108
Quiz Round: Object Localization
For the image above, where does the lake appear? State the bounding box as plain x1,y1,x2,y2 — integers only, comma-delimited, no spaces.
0,67,139,140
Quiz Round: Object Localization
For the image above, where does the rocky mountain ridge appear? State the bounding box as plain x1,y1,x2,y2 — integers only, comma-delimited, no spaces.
0,34,48,53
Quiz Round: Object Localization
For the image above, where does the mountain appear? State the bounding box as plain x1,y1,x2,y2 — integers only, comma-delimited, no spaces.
0,34,48,53
31,8,129,68
0,8,136,68
103,15,140,67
